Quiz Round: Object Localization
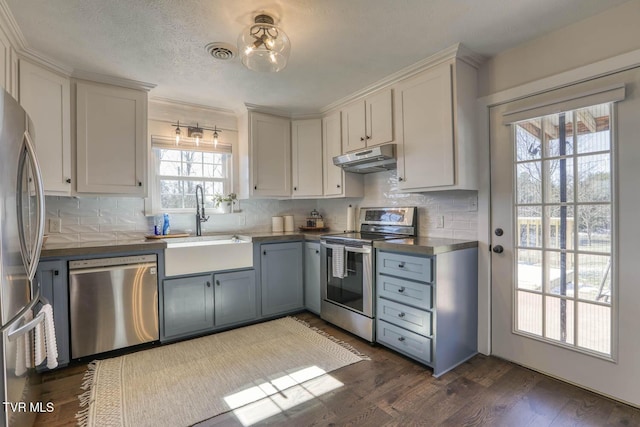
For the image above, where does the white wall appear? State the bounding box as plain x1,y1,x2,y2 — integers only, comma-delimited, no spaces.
478,0,640,97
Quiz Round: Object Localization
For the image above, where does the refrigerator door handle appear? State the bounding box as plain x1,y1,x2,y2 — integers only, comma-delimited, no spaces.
16,130,46,283
0,284,42,333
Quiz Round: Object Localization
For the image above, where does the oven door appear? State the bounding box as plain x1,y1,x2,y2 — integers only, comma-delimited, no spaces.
320,242,373,317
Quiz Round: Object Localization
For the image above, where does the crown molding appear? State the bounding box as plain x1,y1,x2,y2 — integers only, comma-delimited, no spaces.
72,70,156,91
244,103,293,118
0,0,26,49
149,97,238,131
150,97,236,116
290,112,323,120
19,47,73,76
321,43,486,114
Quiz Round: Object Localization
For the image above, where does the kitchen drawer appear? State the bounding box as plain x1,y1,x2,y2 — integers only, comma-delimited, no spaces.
378,251,433,283
377,297,432,337
376,319,432,363
378,275,432,309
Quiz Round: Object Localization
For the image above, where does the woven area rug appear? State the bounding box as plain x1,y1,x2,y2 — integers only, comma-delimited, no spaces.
76,317,368,427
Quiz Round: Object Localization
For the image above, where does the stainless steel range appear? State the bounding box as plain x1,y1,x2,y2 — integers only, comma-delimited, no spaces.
320,207,417,341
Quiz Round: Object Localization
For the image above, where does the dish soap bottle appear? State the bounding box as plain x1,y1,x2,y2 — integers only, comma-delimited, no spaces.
162,213,170,235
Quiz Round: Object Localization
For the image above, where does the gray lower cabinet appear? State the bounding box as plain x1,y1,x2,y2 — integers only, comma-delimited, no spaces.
36,260,70,369
162,273,214,340
376,248,478,377
304,242,321,314
261,241,304,316
214,270,258,328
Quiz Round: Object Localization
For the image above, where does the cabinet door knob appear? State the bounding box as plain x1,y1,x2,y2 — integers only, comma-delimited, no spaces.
65,178,71,184
366,135,371,140
336,184,341,188
398,336,406,342
360,137,365,141
294,186,297,191
206,281,211,287
398,287,405,293
254,185,258,190
398,177,404,182
138,181,142,187
316,250,319,254
398,262,405,268
216,280,220,286
263,250,267,255
54,270,59,276
398,312,405,318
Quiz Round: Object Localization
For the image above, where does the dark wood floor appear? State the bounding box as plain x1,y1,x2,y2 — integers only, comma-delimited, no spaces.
35,312,640,426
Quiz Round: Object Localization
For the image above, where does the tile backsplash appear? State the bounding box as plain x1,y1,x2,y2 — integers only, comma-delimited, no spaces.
45,171,477,244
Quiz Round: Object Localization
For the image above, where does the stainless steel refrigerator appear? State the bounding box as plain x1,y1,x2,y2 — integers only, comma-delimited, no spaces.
0,88,47,427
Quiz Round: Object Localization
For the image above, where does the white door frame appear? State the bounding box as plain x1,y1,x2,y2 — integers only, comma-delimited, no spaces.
475,48,640,356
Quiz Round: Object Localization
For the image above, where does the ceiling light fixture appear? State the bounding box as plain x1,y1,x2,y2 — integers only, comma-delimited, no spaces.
172,122,223,147
238,13,290,72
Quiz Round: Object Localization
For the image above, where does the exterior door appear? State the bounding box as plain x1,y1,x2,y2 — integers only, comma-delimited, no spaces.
490,67,640,406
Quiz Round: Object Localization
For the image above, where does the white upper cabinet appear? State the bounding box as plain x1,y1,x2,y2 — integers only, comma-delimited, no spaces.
341,88,393,154
394,58,478,191
75,80,147,196
322,111,363,198
291,119,323,198
247,112,291,198
0,29,18,99
19,60,71,195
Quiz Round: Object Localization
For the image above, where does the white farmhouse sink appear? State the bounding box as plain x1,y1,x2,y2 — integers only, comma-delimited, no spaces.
164,235,253,277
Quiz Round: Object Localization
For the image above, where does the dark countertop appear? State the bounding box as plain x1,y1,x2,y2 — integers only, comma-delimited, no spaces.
41,239,166,258
40,230,329,258
374,237,478,255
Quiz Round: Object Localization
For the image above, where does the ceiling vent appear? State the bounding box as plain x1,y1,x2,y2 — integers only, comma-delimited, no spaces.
205,42,237,61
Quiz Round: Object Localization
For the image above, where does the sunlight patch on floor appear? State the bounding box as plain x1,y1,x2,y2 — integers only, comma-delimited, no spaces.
223,366,344,426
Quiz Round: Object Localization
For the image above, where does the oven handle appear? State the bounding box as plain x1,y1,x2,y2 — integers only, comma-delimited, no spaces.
320,241,372,254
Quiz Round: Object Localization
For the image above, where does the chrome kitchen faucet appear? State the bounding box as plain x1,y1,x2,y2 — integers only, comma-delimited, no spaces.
195,184,209,236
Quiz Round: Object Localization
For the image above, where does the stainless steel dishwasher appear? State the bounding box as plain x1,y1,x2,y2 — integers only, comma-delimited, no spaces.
69,254,159,359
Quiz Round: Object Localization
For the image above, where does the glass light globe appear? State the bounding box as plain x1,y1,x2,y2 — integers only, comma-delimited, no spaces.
238,17,291,72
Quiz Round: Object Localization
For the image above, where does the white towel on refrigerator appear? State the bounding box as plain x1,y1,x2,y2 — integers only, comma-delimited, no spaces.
326,243,346,279
15,309,33,376
40,304,58,370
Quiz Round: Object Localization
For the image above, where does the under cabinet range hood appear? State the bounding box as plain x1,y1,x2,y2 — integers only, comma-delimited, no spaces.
333,144,396,173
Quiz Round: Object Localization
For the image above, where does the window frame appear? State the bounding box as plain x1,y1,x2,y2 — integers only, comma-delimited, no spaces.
149,136,233,215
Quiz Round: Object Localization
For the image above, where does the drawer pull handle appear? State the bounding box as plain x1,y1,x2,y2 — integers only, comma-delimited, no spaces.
398,287,405,293
398,262,405,268
398,312,405,318
398,336,406,342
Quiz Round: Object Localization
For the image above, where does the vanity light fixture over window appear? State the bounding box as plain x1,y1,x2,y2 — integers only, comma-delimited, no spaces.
173,121,223,147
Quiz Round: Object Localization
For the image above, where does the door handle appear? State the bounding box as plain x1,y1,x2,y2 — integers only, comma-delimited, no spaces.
398,287,405,293
492,245,504,254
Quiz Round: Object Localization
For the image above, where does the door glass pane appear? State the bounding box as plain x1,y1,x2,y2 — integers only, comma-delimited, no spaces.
577,254,611,303
545,251,575,296
516,162,542,204
517,206,542,248
577,205,611,253
577,154,611,202
545,206,574,250
515,119,542,161
577,303,611,355
575,104,610,154
544,158,574,203
544,112,574,157
512,104,613,357
517,291,542,335
546,296,575,344
517,249,542,291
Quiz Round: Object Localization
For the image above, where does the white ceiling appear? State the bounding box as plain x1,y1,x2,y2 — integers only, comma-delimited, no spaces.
6,0,629,114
